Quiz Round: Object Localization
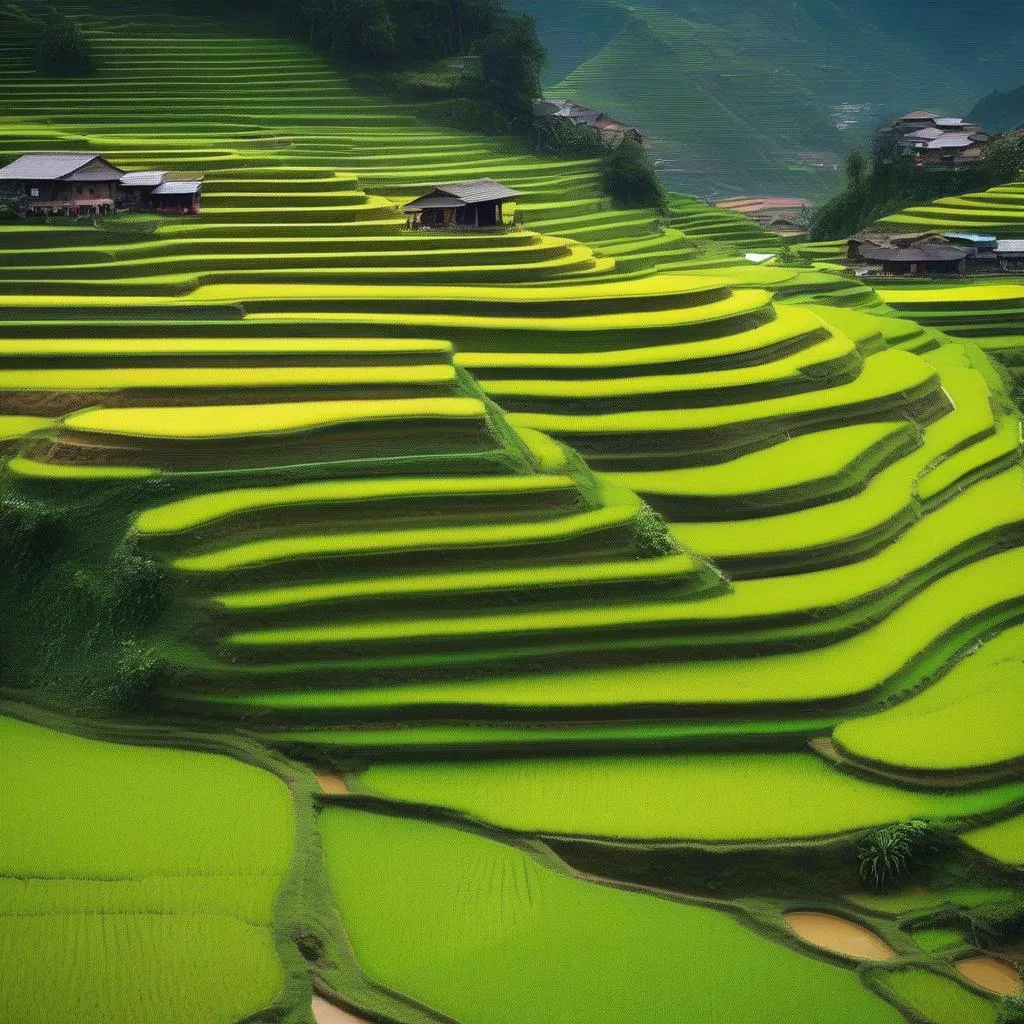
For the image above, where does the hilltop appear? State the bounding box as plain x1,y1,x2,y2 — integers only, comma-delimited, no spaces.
511,0,1024,197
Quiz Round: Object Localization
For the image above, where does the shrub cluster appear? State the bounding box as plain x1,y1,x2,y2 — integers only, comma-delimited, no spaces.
535,118,665,210
0,493,171,716
857,819,942,892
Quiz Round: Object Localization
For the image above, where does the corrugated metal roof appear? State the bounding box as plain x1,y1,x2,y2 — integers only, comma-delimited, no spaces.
934,117,965,127
121,170,167,187
152,180,202,196
862,244,969,263
432,178,521,203
404,195,468,211
996,240,1024,254
0,152,102,181
921,133,977,149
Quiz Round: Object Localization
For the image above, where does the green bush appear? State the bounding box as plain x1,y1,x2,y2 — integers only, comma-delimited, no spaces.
998,992,1024,1024
857,820,940,891
534,116,608,159
602,138,665,209
632,506,678,557
0,182,25,220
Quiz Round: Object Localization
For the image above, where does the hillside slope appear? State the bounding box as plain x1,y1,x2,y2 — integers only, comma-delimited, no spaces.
2,7,1024,1024
516,0,1024,196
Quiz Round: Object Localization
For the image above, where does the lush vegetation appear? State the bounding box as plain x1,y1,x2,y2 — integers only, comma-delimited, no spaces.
319,805,904,1024
0,711,303,1024
808,132,1024,240
516,0,1024,196
0,5,1023,1023
0,1,94,74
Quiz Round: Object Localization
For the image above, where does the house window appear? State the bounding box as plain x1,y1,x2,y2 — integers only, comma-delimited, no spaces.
76,184,83,195
29,187,39,198
88,187,96,197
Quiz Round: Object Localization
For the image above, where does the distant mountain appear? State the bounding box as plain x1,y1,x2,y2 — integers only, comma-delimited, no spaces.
970,87,1024,134
512,0,1024,197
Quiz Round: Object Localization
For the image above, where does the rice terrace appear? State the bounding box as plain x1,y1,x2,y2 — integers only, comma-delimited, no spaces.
2,0,1024,1022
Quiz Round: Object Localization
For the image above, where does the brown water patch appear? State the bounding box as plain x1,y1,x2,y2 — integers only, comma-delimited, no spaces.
312,995,371,1023
955,956,1023,995
783,911,897,961
314,771,349,796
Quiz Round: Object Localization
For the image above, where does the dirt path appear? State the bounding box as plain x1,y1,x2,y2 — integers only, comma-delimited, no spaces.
955,956,1023,995
314,770,350,796
783,911,896,960
312,995,372,1023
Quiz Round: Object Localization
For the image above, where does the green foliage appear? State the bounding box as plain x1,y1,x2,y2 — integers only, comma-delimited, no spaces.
34,5,94,75
0,0,94,74
809,131,1024,241
601,137,665,209
631,505,677,557
998,992,1024,1024
0,182,25,220
472,12,543,130
533,115,607,158
858,820,941,892
0,490,171,716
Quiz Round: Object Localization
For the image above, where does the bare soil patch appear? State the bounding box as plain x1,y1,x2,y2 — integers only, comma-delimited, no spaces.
312,995,372,1023
313,770,349,796
782,910,896,961
955,955,1023,995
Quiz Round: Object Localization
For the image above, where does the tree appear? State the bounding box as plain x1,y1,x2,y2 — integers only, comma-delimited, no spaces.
35,6,95,76
475,12,543,129
602,137,665,209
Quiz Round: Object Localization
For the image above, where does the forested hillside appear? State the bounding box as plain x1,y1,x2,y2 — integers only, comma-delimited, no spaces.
511,0,1024,196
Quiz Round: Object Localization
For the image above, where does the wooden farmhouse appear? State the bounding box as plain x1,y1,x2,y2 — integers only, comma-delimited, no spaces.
0,152,124,215
404,178,521,230
119,170,202,214
0,152,202,216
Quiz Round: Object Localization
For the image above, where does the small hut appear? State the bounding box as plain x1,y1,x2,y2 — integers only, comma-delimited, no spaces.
860,243,969,277
404,178,521,230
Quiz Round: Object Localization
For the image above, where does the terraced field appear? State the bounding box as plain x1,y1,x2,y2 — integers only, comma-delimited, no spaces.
0,707,311,1024
878,182,1024,237
2,5,1024,1024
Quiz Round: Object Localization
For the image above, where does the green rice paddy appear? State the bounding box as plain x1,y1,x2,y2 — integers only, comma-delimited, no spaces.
0,712,300,1024
318,805,904,1024
350,753,1024,841
1,4,1023,1022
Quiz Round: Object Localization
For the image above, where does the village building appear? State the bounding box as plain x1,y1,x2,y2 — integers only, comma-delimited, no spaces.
148,179,202,215
875,111,990,167
404,178,521,230
0,152,124,215
859,242,970,277
0,153,202,216
533,99,649,145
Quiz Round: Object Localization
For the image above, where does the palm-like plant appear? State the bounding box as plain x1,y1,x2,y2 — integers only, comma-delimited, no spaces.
858,820,937,892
